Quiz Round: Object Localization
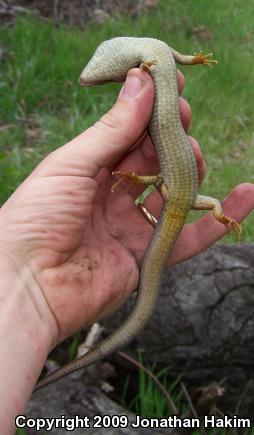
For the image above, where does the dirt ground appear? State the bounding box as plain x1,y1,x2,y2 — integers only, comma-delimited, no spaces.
0,0,158,26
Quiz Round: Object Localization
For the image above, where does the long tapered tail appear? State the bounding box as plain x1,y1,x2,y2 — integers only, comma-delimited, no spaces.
34,200,189,391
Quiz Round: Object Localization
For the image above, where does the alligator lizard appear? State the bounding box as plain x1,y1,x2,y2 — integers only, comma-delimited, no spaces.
35,37,240,390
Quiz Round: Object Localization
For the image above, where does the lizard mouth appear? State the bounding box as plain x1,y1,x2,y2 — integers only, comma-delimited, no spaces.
79,77,113,87
79,77,125,87
79,77,93,87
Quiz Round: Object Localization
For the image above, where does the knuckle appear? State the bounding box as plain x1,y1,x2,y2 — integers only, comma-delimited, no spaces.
98,109,123,131
234,183,254,200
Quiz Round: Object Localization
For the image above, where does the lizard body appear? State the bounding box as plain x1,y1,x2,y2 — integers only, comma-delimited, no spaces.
35,37,237,391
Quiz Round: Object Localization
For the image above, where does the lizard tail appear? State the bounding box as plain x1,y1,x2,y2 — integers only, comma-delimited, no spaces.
34,199,188,391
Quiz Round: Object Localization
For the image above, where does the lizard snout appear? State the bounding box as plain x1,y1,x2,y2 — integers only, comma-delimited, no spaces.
79,77,90,86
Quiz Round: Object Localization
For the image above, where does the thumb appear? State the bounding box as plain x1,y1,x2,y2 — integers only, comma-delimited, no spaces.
35,68,154,178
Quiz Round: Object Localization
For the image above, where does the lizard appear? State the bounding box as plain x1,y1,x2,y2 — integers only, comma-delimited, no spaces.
34,37,240,391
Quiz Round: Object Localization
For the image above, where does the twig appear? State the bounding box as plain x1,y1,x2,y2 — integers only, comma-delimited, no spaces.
181,382,206,435
53,0,59,21
0,3,31,17
77,323,104,357
180,382,199,419
235,379,252,415
0,123,15,132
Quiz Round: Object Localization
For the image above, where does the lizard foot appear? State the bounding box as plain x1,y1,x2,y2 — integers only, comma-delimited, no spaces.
111,171,140,192
193,194,241,240
111,171,160,192
216,214,242,240
193,51,218,67
140,60,158,73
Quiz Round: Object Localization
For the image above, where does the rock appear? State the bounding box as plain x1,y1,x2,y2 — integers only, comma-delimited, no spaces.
103,244,254,416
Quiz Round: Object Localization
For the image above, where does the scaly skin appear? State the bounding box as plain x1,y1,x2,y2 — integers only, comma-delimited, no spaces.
34,37,204,390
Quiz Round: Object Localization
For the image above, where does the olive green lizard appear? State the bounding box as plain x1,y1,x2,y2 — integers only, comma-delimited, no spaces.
35,37,240,391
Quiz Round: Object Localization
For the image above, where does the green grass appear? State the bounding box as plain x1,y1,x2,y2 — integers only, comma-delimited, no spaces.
0,0,253,240
122,354,254,435
68,331,81,361
130,365,185,417
2,7,254,431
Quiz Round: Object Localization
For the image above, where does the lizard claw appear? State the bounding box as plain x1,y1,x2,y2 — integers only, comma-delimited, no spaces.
220,214,242,240
140,60,158,73
111,171,137,192
193,51,218,67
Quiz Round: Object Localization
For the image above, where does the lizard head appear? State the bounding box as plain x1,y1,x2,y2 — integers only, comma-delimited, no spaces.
79,38,141,87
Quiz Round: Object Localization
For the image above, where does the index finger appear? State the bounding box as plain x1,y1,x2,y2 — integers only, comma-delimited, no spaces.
177,70,185,94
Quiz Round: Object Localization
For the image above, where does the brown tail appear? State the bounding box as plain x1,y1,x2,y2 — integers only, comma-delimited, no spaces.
34,200,188,391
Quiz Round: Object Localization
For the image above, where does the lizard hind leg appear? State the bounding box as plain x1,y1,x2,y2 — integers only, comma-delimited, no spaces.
138,177,172,228
171,48,218,67
193,194,241,239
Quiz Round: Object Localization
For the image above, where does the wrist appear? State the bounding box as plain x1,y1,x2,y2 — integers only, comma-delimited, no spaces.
0,252,58,348
0,257,57,433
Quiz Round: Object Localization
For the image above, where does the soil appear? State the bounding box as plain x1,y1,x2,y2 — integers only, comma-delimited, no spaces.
0,0,159,26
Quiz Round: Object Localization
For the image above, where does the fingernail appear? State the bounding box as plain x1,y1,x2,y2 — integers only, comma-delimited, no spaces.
120,74,142,100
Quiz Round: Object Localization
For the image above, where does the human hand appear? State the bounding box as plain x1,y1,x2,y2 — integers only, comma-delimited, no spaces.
0,68,253,348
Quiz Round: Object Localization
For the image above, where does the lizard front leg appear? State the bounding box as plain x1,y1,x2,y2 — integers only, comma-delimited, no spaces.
112,171,167,227
111,171,162,191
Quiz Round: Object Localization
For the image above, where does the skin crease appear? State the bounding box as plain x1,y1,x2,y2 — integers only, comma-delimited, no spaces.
1,68,254,339
0,69,210,342
0,68,254,435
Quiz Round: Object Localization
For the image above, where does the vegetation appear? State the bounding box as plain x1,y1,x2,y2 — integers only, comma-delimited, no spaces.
1,1,253,434
0,0,253,240
121,354,254,435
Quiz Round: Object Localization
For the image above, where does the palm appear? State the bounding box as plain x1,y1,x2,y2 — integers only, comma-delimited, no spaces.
2,132,251,342
2,66,253,343
3,159,152,340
